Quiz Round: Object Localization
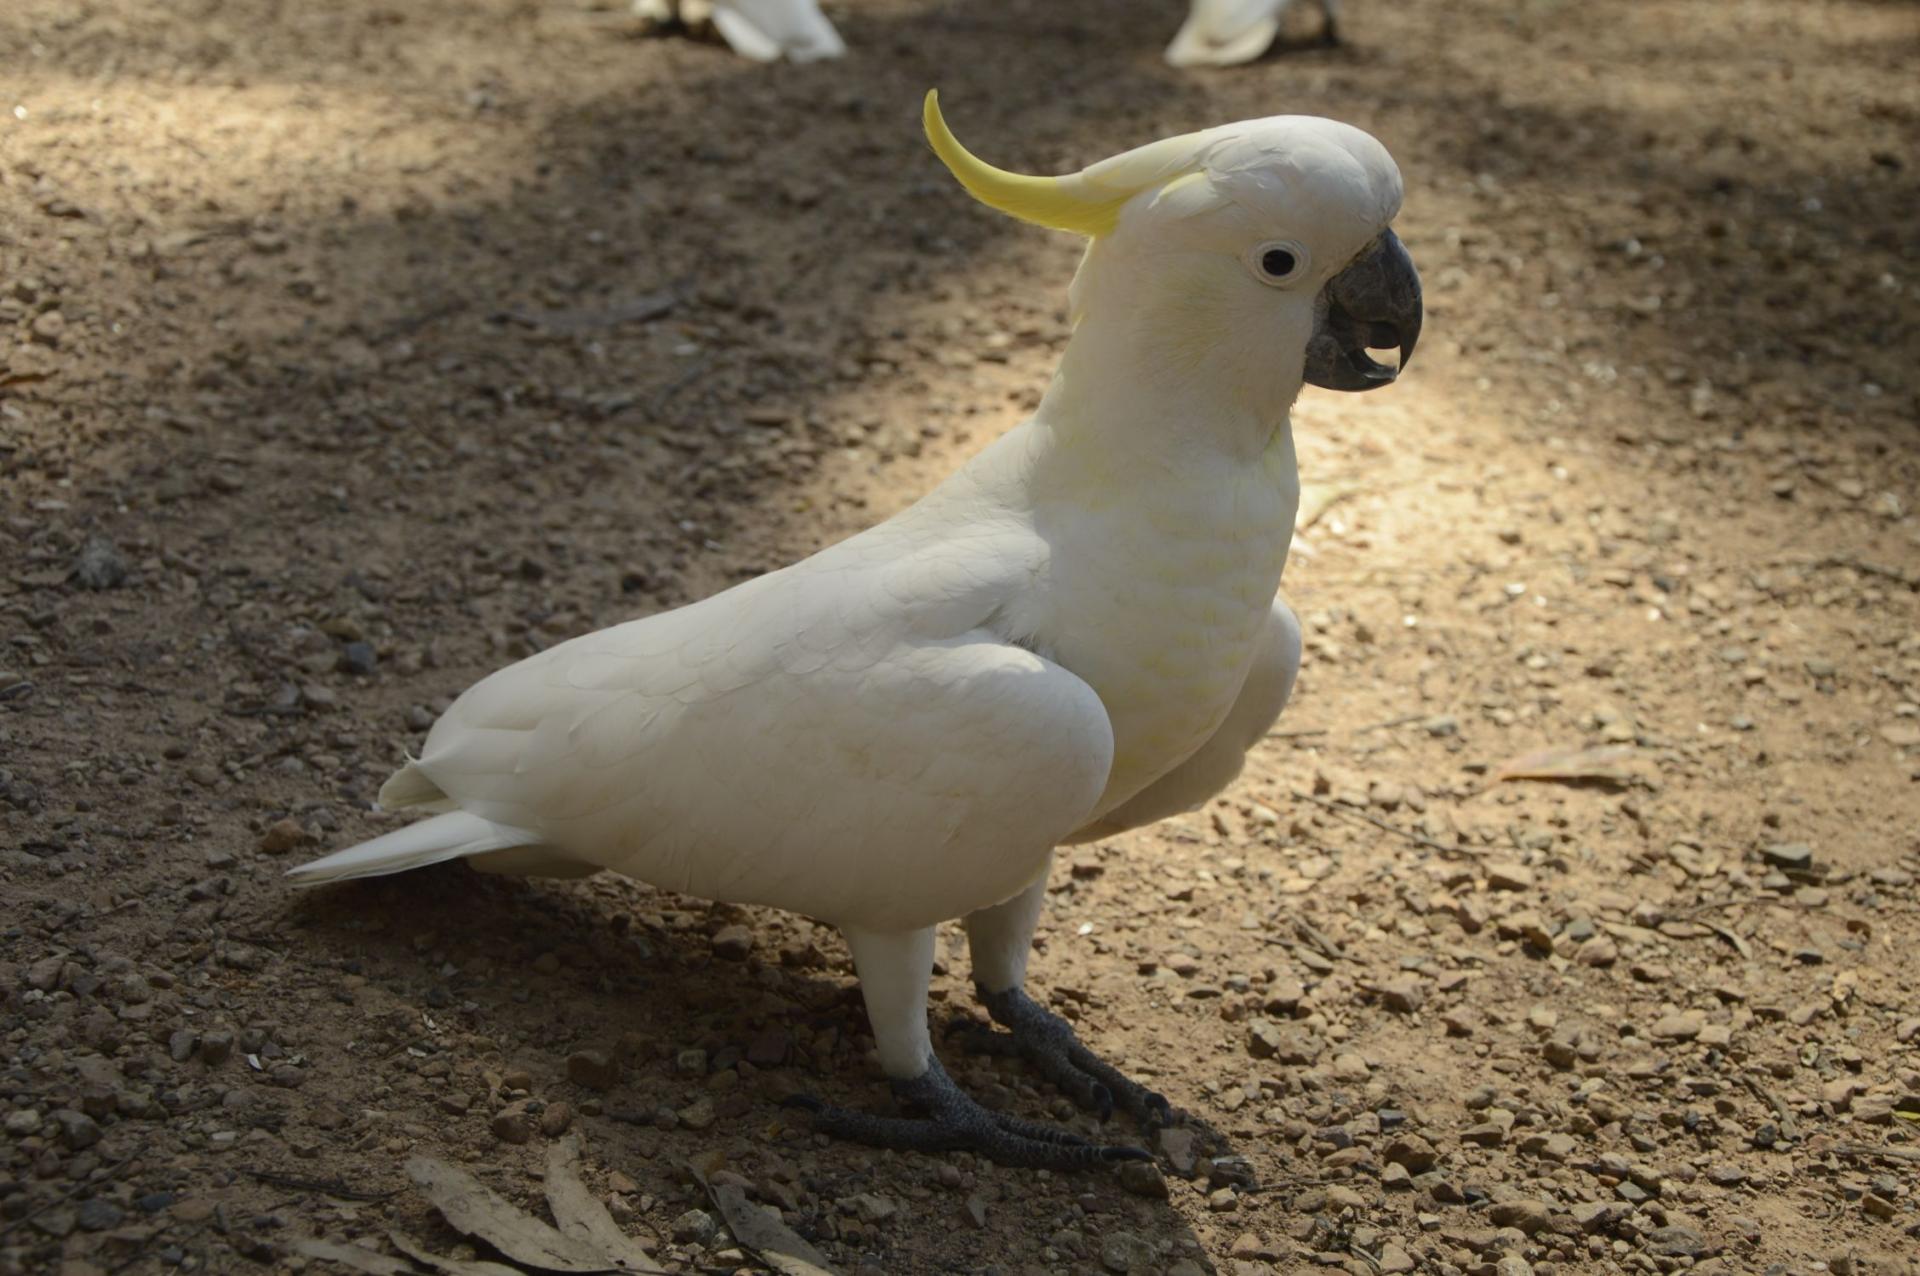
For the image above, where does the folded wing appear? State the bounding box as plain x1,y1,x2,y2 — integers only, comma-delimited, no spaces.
292,550,1114,932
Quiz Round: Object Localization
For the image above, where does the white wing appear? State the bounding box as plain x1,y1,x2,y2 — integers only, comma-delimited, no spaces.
293,524,1113,933
711,0,846,62
1166,0,1291,67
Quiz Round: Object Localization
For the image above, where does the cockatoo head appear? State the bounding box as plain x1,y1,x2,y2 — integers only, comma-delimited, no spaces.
924,92,1421,417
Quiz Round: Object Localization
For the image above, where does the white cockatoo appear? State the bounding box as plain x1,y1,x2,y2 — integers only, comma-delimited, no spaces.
633,0,846,63
1166,0,1342,68
291,92,1420,1167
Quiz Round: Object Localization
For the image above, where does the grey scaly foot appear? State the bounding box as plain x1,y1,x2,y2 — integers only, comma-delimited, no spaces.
967,985,1173,1127
788,1057,1149,1170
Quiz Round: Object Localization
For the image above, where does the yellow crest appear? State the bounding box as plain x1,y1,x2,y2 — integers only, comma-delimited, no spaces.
922,91,1132,238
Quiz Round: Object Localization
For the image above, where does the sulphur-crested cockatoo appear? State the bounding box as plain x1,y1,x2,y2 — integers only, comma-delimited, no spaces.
634,0,846,63
1167,0,1342,68
290,92,1420,1167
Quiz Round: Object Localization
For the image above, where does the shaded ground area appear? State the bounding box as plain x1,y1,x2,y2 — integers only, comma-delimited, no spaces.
2,1,1918,1274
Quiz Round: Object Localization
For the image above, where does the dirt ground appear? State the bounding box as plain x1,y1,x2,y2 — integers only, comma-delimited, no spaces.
4,1,1919,1274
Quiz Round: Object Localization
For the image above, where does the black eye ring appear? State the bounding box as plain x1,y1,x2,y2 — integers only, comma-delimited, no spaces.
1249,239,1309,286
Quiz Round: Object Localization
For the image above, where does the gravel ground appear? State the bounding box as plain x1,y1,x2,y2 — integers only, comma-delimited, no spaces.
2,1,1918,1274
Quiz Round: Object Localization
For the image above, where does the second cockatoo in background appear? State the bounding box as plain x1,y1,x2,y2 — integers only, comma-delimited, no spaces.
632,2,1340,68
289,92,1420,1167
1166,0,1342,67
633,0,846,63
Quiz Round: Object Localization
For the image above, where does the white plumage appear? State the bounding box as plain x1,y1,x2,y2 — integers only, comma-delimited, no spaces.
635,0,846,63
292,94,1417,1163
1166,0,1342,68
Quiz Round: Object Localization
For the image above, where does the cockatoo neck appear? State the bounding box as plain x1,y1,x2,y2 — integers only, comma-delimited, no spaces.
1033,241,1310,467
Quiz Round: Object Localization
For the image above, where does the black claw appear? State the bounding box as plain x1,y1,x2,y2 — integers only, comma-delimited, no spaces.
789,1057,1139,1171
975,985,1174,1129
986,1107,1093,1147
1142,1092,1174,1130
1099,1145,1153,1164
780,1093,826,1114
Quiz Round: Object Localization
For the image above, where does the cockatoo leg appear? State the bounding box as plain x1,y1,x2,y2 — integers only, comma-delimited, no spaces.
791,927,1149,1170
969,985,1173,1125
959,870,1173,1126
1320,0,1343,46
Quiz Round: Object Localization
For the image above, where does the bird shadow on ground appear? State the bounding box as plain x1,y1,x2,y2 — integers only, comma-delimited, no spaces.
283,860,1251,1266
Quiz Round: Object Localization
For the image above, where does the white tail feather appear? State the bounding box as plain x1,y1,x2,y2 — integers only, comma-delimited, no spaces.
285,811,540,885
377,759,453,812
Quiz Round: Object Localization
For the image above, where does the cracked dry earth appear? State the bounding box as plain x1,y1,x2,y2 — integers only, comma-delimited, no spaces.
3,1,1919,1274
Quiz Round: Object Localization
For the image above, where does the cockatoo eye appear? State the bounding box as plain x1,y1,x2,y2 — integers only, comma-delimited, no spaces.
1250,240,1310,287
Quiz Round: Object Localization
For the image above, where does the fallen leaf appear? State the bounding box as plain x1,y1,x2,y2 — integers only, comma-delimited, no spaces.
545,1137,666,1273
405,1156,616,1273
1703,921,1753,960
385,1230,523,1276
288,1237,415,1276
1492,743,1637,785
1880,723,1920,748
693,1165,840,1276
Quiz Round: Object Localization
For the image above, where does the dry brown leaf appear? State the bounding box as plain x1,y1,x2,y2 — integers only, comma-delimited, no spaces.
1491,743,1637,785
1703,921,1753,960
386,1231,524,1276
544,1137,666,1274
693,1166,840,1276
288,1237,416,1276
405,1156,616,1274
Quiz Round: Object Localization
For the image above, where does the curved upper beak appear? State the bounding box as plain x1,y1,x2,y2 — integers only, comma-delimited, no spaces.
1303,228,1422,393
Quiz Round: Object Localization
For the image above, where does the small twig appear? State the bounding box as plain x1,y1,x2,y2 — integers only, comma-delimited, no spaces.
1739,1075,1800,1143
244,1168,398,1202
1267,726,1329,739
1293,918,1348,964
1356,713,1425,734
0,1146,144,1238
1831,1142,1920,1166
1293,790,1487,859
1347,1246,1385,1275
1658,910,1756,959
1701,920,1754,960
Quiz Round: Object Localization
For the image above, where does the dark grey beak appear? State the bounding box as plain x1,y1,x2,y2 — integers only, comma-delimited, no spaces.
1303,228,1422,392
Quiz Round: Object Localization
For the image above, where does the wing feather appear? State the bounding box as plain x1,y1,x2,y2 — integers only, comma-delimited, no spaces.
392,538,1113,930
